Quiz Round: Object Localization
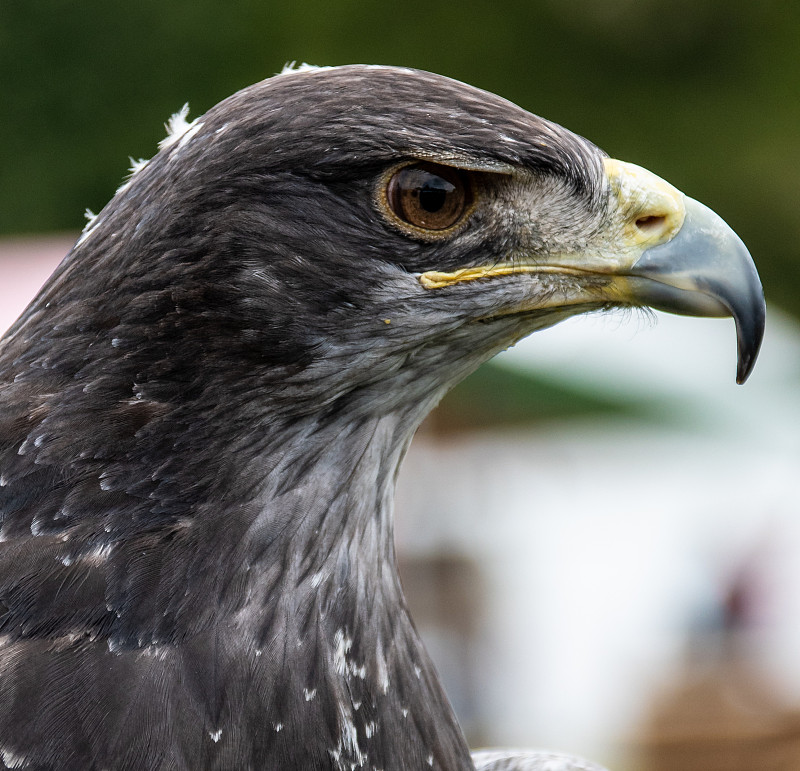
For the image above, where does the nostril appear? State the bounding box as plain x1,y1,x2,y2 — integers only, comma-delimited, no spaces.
635,214,667,236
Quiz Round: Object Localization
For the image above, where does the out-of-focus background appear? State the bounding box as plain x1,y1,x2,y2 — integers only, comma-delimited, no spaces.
2,3,799,768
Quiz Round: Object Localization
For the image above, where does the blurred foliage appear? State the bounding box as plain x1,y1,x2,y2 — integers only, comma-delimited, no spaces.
423,362,679,433
1,0,797,316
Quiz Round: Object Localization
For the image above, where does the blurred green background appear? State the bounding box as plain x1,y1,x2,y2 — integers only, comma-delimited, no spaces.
1,0,797,317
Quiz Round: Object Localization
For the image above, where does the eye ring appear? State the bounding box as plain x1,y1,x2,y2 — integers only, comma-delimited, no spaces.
379,162,476,238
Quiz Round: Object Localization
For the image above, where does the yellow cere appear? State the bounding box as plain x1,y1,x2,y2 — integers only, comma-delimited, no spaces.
602,158,685,248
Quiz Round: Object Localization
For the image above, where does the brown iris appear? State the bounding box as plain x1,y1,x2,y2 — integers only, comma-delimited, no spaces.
386,163,472,231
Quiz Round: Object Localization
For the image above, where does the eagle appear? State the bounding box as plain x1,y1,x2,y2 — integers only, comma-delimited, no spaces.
0,65,764,770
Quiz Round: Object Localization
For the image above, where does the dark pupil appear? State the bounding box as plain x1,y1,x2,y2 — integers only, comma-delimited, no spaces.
416,174,454,212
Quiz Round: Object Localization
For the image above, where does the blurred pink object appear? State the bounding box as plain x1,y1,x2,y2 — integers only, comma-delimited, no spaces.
0,234,74,335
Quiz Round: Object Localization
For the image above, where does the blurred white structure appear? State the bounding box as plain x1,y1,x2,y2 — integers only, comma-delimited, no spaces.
397,309,800,766
2,235,799,767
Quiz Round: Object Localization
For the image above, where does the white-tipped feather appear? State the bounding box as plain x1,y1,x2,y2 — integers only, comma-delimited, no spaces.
279,61,329,76
158,104,202,152
76,208,99,247
128,157,149,176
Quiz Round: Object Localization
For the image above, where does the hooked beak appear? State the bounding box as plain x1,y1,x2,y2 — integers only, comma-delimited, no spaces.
615,169,765,384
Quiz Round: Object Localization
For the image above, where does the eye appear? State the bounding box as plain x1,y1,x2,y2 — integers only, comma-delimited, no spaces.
385,162,473,232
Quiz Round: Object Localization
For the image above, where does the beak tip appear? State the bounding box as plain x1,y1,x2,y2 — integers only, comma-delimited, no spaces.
736,365,750,386
734,298,766,385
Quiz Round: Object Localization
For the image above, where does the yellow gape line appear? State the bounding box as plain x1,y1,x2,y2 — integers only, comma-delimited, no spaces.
419,264,596,290
419,265,530,289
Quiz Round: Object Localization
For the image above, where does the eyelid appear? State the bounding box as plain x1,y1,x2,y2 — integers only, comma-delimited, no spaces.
408,153,515,175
